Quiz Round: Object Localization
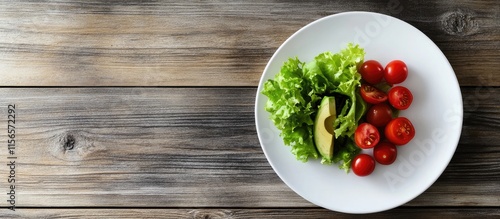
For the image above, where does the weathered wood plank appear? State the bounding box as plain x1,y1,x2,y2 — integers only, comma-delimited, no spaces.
0,87,305,208
1,208,499,218
0,87,498,208
0,0,498,86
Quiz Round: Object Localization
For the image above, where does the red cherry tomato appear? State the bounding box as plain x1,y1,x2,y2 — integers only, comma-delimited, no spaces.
359,60,384,85
384,60,408,84
385,117,416,145
373,141,397,165
354,123,380,149
388,86,413,110
351,154,376,176
360,84,388,104
366,103,393,128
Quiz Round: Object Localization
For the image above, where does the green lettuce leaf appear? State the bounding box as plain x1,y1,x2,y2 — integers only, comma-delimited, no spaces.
262,43,365,170
262,58,319,162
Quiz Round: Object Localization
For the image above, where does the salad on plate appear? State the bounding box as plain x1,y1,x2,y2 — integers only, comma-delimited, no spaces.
261,43,415,176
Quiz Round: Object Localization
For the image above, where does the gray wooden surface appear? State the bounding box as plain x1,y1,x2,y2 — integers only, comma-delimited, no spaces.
0,0,499,218
0,0,498,86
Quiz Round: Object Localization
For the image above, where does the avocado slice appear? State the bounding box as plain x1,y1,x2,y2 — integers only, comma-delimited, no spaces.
313,96,336,162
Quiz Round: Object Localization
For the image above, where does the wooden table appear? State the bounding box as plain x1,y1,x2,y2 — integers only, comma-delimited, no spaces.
1,1,498,218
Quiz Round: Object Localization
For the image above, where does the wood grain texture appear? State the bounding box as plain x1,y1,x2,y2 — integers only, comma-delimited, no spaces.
0,0,499,217
0,87,304,208
0,0,498,86
0,87,498,208
1,208,499,219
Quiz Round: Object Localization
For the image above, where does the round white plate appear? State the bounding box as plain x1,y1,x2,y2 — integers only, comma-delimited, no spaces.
255,11,463,214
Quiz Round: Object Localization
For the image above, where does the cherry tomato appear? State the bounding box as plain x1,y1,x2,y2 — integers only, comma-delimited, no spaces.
354,123,380,149
384,60,408,84
385,117,415,145
366,103,393,128
359,60,384,85
373,141,397,165
360,84,388,104
388,86,413,110
351,154,376,176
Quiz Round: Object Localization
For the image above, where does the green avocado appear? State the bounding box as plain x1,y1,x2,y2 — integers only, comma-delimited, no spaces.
313,96,336,162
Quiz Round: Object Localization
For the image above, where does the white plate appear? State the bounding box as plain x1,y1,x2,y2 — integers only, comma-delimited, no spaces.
255,12,463,214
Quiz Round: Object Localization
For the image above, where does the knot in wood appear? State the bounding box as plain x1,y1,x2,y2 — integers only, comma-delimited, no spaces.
48,130,99,162
440,10,478,36
189,209,233,219
64,134,76,151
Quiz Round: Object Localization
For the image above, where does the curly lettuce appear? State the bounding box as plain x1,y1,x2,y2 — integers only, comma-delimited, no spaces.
262,43,366,171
